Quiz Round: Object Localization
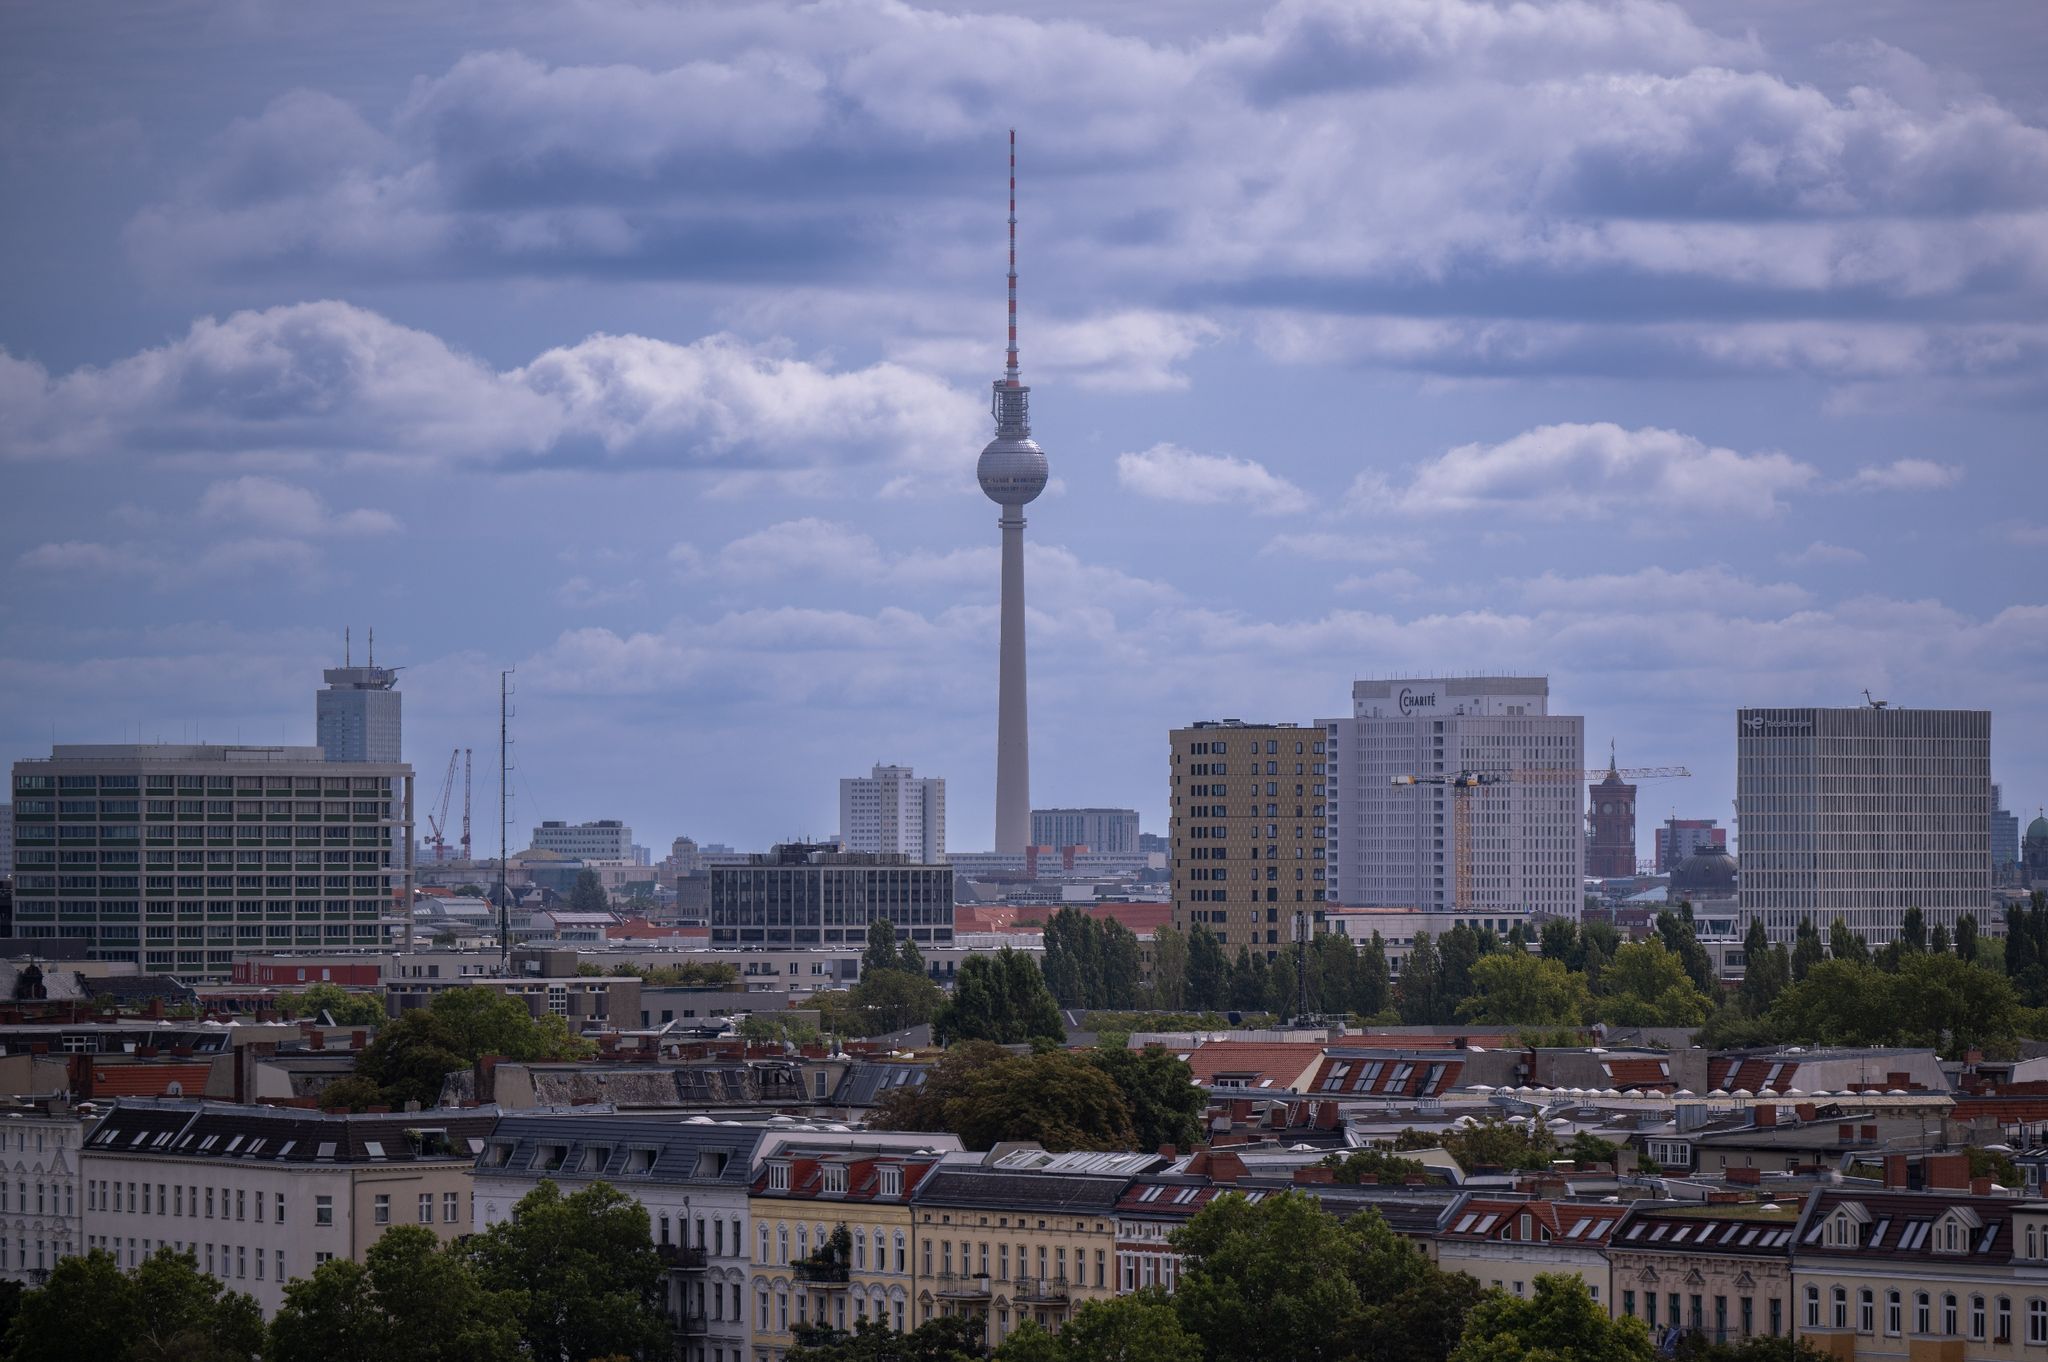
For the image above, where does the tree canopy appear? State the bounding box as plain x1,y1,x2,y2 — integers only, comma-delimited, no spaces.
872,1041,1140,1152
345,986,594,1110
1449,1273,1653,1362
269,1226,521,1362
2,1247,264,1362
935,947,1064,1046
277,980,387,1026
462,1180,669,1362
1041,909,1145,1011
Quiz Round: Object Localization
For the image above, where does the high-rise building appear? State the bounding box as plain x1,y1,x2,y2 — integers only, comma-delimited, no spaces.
0,803,12,881
708,843,953,949
1654,817,1727,873
530,819,634,862
977,132,1048,855
1736,705,1990,945
316,659,401,764
840,765,947,863
1169,720,1327,955
1586,748,1638,878
1992,784,2021,884
1030,807,1139,855
9,744,412,976
1324,677,1585,921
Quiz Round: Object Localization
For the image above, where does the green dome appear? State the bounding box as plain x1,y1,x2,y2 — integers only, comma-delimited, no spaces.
2030,814,2048,842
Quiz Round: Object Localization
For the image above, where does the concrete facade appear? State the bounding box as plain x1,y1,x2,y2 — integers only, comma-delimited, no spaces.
531,819,635,862
315,666,402,765
1030,809,1140,856
1169,721,1328,956
839,766,946,865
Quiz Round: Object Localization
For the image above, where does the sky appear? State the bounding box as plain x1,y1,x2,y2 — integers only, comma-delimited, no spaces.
2,0,2045,857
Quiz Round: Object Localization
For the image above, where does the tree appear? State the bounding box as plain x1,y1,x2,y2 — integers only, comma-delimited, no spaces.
1450,1273,1653,1362
1436,925,1489,1017
568,870,610,915
1088,1045,1204,1152
862,919,902,977
269,1226,522,1362
1790,918,1825,982
899,938,928,977
1440,1115,1556,1173
1597,940,1713,1028
874,1043,1137,1151
1739,921,1789,1017
1898,905,1927,956
1956,913,1981,963
788,1314,988,1362
278,980,387,1027
1829,916,1870,967
1397,932,1447,1024
1458,955,1589,1027
1228,950,1270,1012
1890,953,2020,1051
1185,925,1228,1012
463,1180,668,1362
3,1247,264,1362
936,948,1064,1046
1655,909,1717,994
995,1294,1200,1362
1149,925,1189,1010
1320,1147,1434,1185
841,969,944,1035
352,987,592,1109
1356,932,1393,1017
1170,1191,1479,1362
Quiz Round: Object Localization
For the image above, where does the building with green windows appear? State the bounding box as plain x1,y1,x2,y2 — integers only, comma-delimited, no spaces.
9,744,412,977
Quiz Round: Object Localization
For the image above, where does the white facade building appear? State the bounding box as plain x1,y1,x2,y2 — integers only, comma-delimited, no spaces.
0,1103,93,1282
1736,705,1991,946
1030,808,1140,855
1324,676,1584,919
838,766,945,864
530,820,635,861
316,666,402,764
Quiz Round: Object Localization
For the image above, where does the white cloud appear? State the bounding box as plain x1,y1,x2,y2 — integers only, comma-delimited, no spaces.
1352,422,1816,519
1842,458,1964,492
198,476,399,536
1116,443,1309,514
1515,566,1811,615
1782,540,1867,566
554,576,644,608
17,541,161,576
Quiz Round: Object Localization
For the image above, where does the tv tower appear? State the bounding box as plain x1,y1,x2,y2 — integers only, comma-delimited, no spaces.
977,130,1048,855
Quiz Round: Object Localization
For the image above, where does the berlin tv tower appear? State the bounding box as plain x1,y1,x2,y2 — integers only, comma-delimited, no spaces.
976,130,1048,855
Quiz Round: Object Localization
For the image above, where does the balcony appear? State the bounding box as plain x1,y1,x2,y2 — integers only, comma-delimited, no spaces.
1012,1276,1070,1302
935,1274,993,1299
655,1243,706,1272
792,1258,850,1286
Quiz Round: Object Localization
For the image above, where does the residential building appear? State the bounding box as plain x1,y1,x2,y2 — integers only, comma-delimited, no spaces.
0,1100,95,1282
316,663,401,764
1324,677,1585,919
1433,1195,1623,1307
1325,906,1538,976
1993,786,2021,885
1608,1199,1797,1345
840,767,946,864
1030,809,1140,856
1655,819,1727,875
747,1145,947,1357
1168,721,1328,955
531,820,635,862
1587,756,1639,878
708,844,953,950
475,1113,769,1362
9,745,412,977
1736,705,1991,945
0,806,12,881
81,1099,495,1314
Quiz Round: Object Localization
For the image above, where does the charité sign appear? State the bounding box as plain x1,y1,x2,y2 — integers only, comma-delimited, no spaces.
1398,687,1441,716
1742,716,1813,731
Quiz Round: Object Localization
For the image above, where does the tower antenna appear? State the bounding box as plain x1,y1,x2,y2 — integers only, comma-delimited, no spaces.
1006,127,1019,387
345,627,351,668
497,670,515,976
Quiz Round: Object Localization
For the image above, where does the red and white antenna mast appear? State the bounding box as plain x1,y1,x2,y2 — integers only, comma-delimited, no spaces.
1006,128,1020,388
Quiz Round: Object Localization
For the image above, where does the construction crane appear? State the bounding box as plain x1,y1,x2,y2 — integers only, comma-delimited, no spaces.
1390,771,1504,913
425,749,460,861
459,748,473,862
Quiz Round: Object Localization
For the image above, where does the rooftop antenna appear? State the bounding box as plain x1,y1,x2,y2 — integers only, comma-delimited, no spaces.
345,626,351,668
1863,689,1888,710
1006,127,1019,389
368,627,374,668
497,669,516,976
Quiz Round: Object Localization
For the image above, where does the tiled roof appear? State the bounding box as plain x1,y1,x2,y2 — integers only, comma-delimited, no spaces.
1116,1176,1229,1222
1182,1041,1325,1090
1438,1198,1625,1247
751,1151,941,1203
86,1099,498,1165
1612,1202,1803,1257
1797,1190,2014,1266
912,1168,1132,1214
89,1063,214,1098
1603,1057,1674,1090
1306,1051,1463,1098
477,1113,767,1186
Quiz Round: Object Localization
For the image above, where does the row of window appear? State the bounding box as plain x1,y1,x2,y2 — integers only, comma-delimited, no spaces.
1803,1284,2036,1343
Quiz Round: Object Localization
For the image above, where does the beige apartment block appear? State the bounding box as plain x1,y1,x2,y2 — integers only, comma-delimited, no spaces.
1169,721,1327,958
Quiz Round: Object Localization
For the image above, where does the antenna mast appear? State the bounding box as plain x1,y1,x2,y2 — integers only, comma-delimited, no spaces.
1006,128,1019,387
497,671,515,975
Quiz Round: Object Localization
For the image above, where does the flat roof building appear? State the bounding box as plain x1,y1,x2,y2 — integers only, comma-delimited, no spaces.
316,665,401,764
1031,808,1139,856
1169,721,1327,956
531,819,635,863
709,844,953,950
840,766,946,865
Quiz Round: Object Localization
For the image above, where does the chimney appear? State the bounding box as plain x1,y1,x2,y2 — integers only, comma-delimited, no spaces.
1972,1177,1994,1196
1884,1155,1911,1190
1157,1144,1178,1160
1794,1104,1817,1123
350,1030,367,1051
1925,1152,1970,1192
1205,1151,1248,1184
476,1055,501,1105
1725,1168,1761,1186
1293,1166,1335,1185
306,1031,325,1051
1754,1104,1777,1128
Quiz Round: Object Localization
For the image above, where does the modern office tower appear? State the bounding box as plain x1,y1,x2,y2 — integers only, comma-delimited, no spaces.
840,765,947,863
1323,677,1585,922
1654,817,1727,873
977,132,1049,855
1736,705,1991,945
1031,807,1140,855
1169,720,1328,956
530,819,635,862
1586,752,1638,877
0,804,11,880
9,744,412,976
1992,784,2021,884
707,843,954,949
316,659,401,764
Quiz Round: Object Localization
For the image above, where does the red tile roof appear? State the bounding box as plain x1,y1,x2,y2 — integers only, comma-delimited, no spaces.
89,1062,214,1098
1306,1053,1464,1098
1438,1199,1625,1246
1181,1041,1326,1090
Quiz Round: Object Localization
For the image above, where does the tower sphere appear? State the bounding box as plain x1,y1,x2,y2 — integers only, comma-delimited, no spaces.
977,431,1048,506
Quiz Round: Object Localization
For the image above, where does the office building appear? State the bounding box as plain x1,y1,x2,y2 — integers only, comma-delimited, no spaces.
82,1099,497,1315
9,744,412,977
1992,784,2021,884
1323,677,1585,919
1654,818,1727,874
316,663,401,764
1586,755,1638,878
708,844,953,950
531,819,635,862
839,765,946,864
1169,721,1328,955
1736,705,1990,945
1030,808,1139,855
0,804,11,880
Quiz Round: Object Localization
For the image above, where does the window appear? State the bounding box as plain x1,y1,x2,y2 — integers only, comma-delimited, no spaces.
374,1194,390,1225
1915,1293,1930,1335
2030,1298,2047,1346
1943,1294,1957,1337
1805,1286,1820,1329
315,1195,333,1227
444,1192,460,1223
1886,1291,1902,1337
1998,1298,2013,1343
1972,1295,1986,1341
419,1194,434,1224
1623,1291,1636,1318
1859,1290,1874,1334
1832,1287,1847,1330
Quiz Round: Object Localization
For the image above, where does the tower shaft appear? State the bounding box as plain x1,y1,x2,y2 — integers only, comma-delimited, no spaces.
995,508,1031,854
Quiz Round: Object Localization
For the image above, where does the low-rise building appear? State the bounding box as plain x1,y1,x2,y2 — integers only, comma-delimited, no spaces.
1608,1199,1800,1346
80,1099,496,1314
1432,1194,1623,1307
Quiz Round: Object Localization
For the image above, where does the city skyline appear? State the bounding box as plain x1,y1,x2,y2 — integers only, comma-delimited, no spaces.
2,0,2045,853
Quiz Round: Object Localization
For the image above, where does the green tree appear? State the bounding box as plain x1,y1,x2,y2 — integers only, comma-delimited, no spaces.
1739,920,1789,1017
1956,913,1981,963
567,870,610,915
1890,953,2020,1051
1185,925,1228,1012
353,987,592,1109
1763,958,1895,1045
1898,905,1927,955
1450,1272,1653,1362
844,968,945,1035
463,1180,668,1362
936,948,1064,1046
1148,925,1189,1010
1436,925,1490,1017
1655,908,1717,993
1397,932,1447,1024
1356,932,1393,1017
3,1247,264,1362
788,1314,988,1362
1042,908,1103,1008
1227,949,1270,1012
1790,918,1825,981
278,980,388,1026
995,1293,1200,1362
1597,939,1713,1028
1440,1115,1556,1173
1458,954,1589,1027
1829,916,1870,967
268,1225,522,1362
1088,1045,1204,1152
874,1043,1137,1152
1320,1147,1435,1185
862,919,902,977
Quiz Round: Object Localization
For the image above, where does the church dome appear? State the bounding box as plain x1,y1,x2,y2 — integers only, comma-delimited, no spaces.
1671,843,1738,898
2029,814,2048,842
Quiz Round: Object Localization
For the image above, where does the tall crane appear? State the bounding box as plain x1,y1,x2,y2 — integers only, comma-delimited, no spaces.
1390,772,1504,913
459,748,473,862
424,748,460,861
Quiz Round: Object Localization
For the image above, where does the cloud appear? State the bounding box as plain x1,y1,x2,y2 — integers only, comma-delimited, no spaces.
17,541,161,576
1260,531,1423,564
553,575,645,608
1514,565,1811,615
1351,422,1816,519
1842,458,1964,492
1782,541,1867,566
198,476,399,535
0,301,981,487
1116,443,1310,514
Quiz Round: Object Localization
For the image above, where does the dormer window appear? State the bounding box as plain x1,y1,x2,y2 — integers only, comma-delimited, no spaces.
879,1166,903,1198
768,1161,791,1192
1823,1203,1871,1249
822,1166,847,1195
1933,1208,1983,1256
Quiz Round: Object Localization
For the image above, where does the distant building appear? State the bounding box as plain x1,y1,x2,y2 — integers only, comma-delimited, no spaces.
316,664,401,764
709,843,953,949
839,765,946,863
530,819,634,862
10,744,411,976
1169,720,1326,956
0,803,11,880
0,1100,93,1283
1654,818,1726,873
1993,784,2021,884
1030,808,1139,855
1737,705,1990,945
2026,812,2048,890
1586,753,1638,878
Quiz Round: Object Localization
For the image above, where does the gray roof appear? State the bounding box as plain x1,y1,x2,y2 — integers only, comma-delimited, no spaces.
88,1098,498,1165
913,1167,1132,1213
479,1113,767,1187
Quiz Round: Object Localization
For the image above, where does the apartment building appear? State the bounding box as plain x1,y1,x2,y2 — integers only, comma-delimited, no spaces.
0,1100,96,1282
1433,1195,1622,1307
839,767,946,865
9,744,412,977
530,820,636,862
1030,809,1140,856
1609,1200,1797,1344
1168,721,1328,956
80,1099,494,1314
